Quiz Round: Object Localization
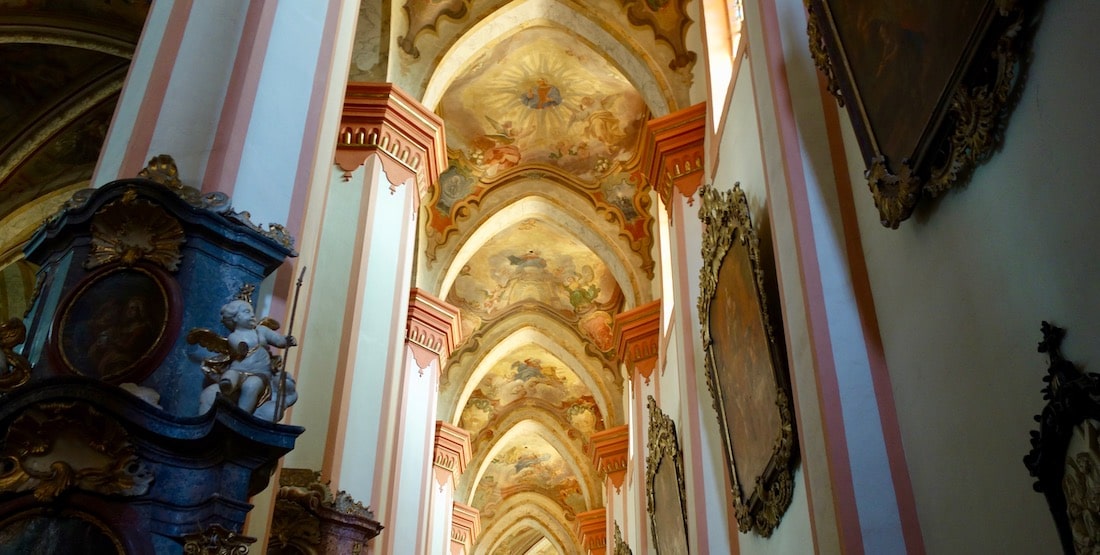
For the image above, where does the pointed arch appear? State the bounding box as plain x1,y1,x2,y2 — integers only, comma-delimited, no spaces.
476,499,575,555
422,0,673,116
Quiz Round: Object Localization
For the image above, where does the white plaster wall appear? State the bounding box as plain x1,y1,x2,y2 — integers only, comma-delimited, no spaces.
848,1,1100,552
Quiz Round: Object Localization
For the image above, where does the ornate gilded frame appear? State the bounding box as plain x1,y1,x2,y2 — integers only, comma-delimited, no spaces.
1025,322,1100,554
645,396,689,554
806,0,1042,227
698,184,795,536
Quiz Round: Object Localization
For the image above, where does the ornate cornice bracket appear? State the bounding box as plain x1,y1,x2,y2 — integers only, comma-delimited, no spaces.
450,501,481,555
406,288,462,372
643,103,707,220
590,424,629,492
575,508,608,554
614,299,661,384
337,83,446,211
433,421,471,486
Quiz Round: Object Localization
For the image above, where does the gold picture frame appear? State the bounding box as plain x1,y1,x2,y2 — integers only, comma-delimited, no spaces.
646,395,689,555
698,184,795,536
806,0,1042,227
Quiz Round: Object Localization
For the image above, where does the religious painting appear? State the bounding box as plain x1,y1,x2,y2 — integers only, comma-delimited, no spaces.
645,396,688,555
445,218,622,350
806,0,1042,227
471,432,587,524
698,184,795,536
458,345,605,447
50,264,180,384
1025,322,1100,554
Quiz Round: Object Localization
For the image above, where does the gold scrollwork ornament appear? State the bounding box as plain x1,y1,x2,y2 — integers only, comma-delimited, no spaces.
182,524,256,555
86,192,185,271
0,318,31,392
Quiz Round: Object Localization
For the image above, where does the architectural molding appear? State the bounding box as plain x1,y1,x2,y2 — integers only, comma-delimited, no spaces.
407,287,463,371
335,82,446,207
450,501,481,555
643,102,707,218
575,507,608,554
433,420,472,486
614,299,661,383
590,424,629,492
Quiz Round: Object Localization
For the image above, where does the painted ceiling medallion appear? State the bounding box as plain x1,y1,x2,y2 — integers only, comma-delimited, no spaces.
86,191,185,271
0,402,154,501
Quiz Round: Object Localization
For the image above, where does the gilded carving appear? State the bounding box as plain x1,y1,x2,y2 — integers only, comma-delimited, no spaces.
267,469,382,553
698,184,795,536
182,523,256,555
804,2,843,106
614,522,633,555
805,0,1042,227
0,402,154,501
139,154,232,213
0,318,32,392
645,395,689,554
86,194,186,271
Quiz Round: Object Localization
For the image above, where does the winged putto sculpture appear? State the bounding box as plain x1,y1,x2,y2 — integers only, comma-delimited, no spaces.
188,296,297,421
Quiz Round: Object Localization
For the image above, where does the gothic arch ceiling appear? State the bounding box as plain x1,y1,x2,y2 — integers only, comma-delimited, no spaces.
0,1,148,227
410,1,698,550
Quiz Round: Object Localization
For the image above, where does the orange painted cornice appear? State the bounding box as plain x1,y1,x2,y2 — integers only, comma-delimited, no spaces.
407,288,462,371
613,299,661,384
336,82,446,209
433,421,471,485
589,424,629,492
450,502,480,555
574,508,607,554
643,102,707,219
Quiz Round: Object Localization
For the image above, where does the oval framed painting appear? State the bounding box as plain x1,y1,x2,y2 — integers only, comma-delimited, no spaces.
50,263,181,384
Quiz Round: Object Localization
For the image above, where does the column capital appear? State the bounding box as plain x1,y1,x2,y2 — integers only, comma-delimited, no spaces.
335,82,446,208
590,424,629,492
407,288,463,371
613,299,661,384
643,102,707,218
450,502,481,555
574,508,607,554
433,421,472,485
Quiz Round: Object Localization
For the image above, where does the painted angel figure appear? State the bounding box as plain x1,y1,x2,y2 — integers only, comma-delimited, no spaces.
188,299,297,417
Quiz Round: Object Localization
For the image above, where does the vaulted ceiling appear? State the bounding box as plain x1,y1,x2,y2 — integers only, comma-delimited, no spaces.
400,1,696,551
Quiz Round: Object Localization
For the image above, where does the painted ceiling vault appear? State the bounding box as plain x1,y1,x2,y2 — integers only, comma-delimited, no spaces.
406,0,696,552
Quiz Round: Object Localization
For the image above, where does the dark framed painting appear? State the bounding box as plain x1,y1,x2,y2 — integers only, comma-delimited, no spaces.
645,396,688,555
1025,322,1100,554
49,263,181,384
698,184,796,536
806,0,1042,227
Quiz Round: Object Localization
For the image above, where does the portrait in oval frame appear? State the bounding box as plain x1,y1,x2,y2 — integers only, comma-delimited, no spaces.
697,183,796,536
50,263,181,384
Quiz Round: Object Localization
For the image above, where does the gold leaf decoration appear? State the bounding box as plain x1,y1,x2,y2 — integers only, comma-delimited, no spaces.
86,194,185,271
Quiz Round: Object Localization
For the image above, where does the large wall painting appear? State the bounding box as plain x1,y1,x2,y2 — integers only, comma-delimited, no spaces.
446,219,623,355
806,0,1044,227
459,345,605,450
698,184,796,536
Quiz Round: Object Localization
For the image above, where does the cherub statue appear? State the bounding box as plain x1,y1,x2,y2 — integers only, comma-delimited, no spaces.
188,299,297,418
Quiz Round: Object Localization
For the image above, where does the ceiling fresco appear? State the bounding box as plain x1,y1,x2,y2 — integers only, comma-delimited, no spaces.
459,345,605,448
418,3,677,551
425,26,655,279
445,218,623,354
472,434,588,525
